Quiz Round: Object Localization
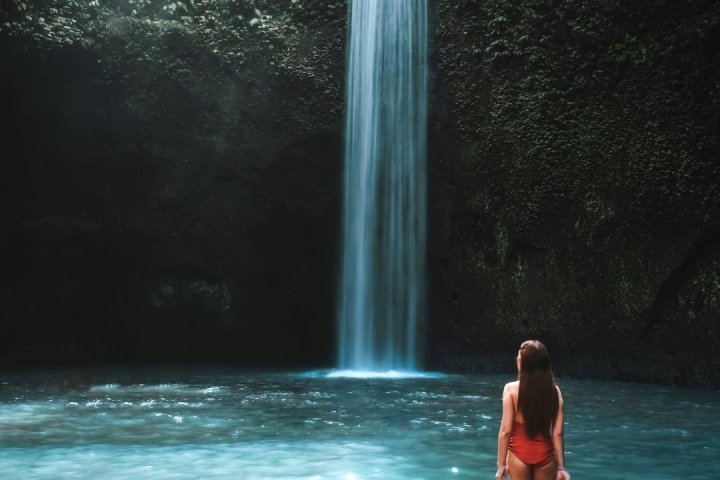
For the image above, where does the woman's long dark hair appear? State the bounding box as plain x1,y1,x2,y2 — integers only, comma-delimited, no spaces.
517,340,559,439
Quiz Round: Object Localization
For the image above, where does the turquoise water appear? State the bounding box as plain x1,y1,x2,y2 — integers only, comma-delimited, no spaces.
0,369,718,479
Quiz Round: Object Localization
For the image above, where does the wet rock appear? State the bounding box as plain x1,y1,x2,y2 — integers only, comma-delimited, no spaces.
1,0,718,386
0,0,345,367
428,0,720,386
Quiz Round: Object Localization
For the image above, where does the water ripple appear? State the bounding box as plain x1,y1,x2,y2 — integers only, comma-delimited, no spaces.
0,370,717,479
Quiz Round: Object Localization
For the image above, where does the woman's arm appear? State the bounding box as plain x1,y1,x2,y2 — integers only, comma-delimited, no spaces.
495,383,515,479
553,386,570,480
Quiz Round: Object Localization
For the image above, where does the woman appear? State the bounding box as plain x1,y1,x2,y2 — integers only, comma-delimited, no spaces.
495,340,571,480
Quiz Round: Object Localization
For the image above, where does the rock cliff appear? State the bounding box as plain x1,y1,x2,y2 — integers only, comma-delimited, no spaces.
1,0,718,385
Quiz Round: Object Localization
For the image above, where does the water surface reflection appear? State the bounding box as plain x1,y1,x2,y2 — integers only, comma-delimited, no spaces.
0,369,717,479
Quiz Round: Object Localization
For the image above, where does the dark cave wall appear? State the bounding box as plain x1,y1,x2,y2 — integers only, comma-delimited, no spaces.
0,0,346,366
428,0,720,385
1,0,719,385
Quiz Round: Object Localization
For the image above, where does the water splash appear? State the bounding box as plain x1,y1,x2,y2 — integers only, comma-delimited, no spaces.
325,370,443,379
338,0,428,371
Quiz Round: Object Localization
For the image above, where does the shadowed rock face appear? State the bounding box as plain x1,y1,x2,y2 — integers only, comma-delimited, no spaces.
428,0,720,386
1,0,718,385
0,0,346,366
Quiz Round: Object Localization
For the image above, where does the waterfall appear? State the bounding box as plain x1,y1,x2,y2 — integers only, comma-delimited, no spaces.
337,0,428,372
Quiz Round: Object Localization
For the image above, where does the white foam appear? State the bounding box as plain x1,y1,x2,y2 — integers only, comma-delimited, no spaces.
324,370,444,379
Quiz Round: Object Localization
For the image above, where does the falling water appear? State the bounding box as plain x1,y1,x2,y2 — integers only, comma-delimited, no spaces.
338,0,428,372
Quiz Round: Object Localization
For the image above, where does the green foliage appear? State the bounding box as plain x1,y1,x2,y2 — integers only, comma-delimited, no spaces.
607,33,651,64
0,0,346,125
0,0,326,70
0,0,322,42
1,0,108,47
434,0,720,356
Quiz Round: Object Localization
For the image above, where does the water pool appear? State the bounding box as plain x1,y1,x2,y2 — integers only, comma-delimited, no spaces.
0,368,717,479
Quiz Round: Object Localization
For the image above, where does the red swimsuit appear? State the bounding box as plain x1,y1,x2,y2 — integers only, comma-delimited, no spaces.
508,421,555,467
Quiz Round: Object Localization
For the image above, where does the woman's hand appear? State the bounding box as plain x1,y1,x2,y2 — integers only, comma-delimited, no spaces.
494,465,508,479
556,468,571,480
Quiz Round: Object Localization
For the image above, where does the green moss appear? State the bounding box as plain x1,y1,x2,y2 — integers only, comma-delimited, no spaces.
432,0,720,383
494,223,509,265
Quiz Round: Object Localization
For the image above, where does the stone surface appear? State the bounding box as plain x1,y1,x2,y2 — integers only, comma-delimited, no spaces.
1,0,718,385
428,0,720,386
0,0,346,366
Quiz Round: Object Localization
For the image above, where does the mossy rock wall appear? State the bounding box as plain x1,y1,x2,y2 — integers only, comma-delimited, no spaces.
0,0,347,366
429,0,720,385
1,0,719,385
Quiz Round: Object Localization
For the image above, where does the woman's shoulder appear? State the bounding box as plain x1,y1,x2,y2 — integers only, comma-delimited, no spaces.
503,380,519,393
